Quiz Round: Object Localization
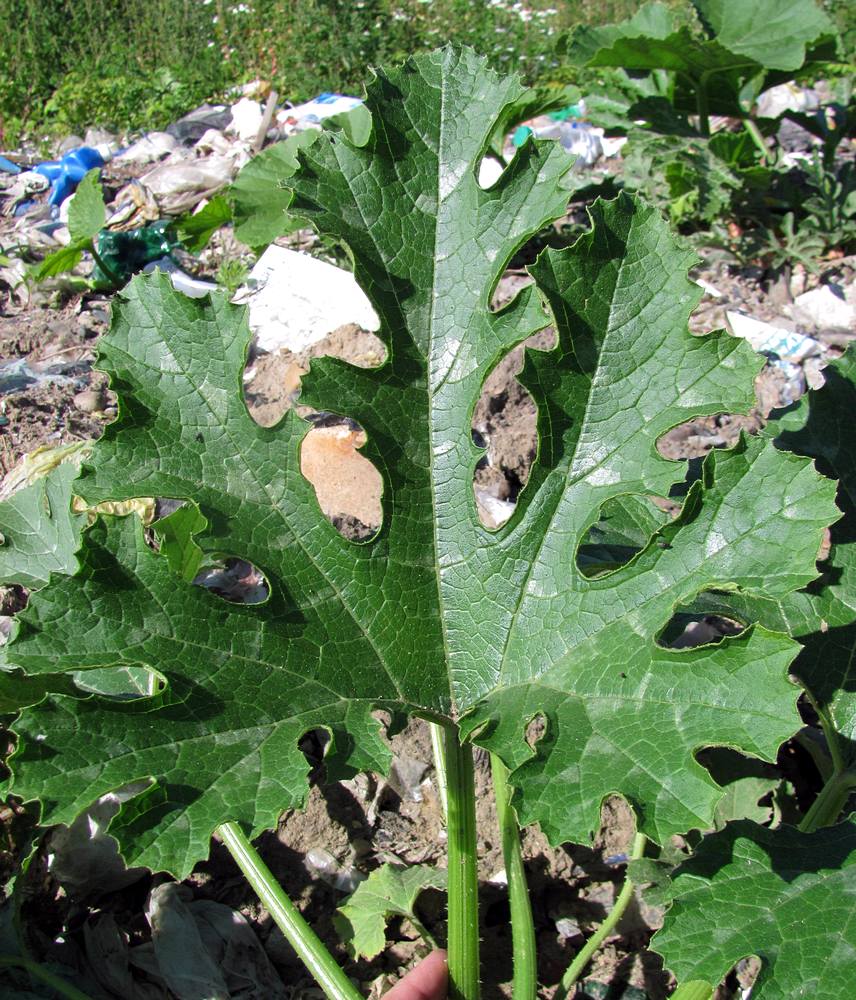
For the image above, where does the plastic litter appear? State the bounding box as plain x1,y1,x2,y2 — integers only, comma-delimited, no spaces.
233,244,380,353
227,97,264,141
106,178,161,230
478,157,505,188
305,847,367,893
145,257,218,299
791,283,856,332
33,144,112,207
0,356,90,396
1,169,49,216
475,486,516,529
513,114,603,166
193,557,269,602
694,278,723,298
756,82,819,119
387,754,431,802
46,781,151,897
142,882,288,1000
116,131,177,165
726,311,823,362
555,917,584,941
277,92,364,132
138,156,237,215
92,219,180,286
165,103,232,145
0,155,20,174
83,914,162,1000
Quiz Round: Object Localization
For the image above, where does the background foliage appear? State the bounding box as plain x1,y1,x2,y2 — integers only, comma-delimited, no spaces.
0,0,703,144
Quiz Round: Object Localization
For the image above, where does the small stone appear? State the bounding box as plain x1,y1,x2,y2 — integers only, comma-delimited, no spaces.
73,389,106,414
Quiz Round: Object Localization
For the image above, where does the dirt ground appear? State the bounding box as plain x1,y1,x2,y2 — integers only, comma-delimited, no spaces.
1,234,854,999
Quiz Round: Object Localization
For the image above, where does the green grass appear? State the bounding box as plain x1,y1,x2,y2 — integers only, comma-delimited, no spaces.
2,0,849,146
0,0,649,144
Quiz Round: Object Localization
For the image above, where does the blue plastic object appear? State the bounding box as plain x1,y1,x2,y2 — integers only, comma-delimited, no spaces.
0,155,21,174
33,146,107,207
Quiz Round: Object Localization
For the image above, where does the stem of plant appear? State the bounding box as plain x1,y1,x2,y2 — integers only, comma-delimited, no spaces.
491,754,536,1000
555,832,647,1000
743,118,770,164
443,725,481,1000
430,720,449,820
799,769,856,833
0,956,95,1000
695,80,710,138
218,822,362,1000
88,243,123,289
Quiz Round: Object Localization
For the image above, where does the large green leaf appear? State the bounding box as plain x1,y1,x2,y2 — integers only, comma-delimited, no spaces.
653,819,856,999
2,49,838,875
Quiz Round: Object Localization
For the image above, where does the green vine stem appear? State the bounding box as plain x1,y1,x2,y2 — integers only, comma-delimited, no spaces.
430,720,450,819
695,79,711,137
443,725,481,1000
799,769,856,833
87,242,123,289
555,832,647,1000
743,118,770,163
0,956,95,1000
799,698,856,833
218,822,362,1000
491,754,536,1000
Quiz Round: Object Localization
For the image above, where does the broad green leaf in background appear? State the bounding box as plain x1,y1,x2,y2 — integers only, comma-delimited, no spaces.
653,820,856,999
230,100,373,254
30,244,84,281
67,168,106,244
672,979,713,1000
669,983,713,1000
1,49,839,877
175,195,233,254
229,131,316,251
334,864,446,960
0,463,83,589
696,0,835,69
564,0,839,119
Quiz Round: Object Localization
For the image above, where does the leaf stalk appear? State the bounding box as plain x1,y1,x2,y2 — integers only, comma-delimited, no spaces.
443,726,481,1000
555,832,647,1000
491,753,537,1000
799,769,856,833
217,822,362,1000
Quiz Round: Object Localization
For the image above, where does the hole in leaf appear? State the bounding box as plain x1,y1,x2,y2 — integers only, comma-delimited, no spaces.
525,713,546,750
657,412,759,460
193,557,270,604
656,596,747,650
472,327,555,529
73,665,164,699
299,727,331,769
576,494,672,579
478,155,506,190
243,325,386,428
723,957,761,998
301,418,382,541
